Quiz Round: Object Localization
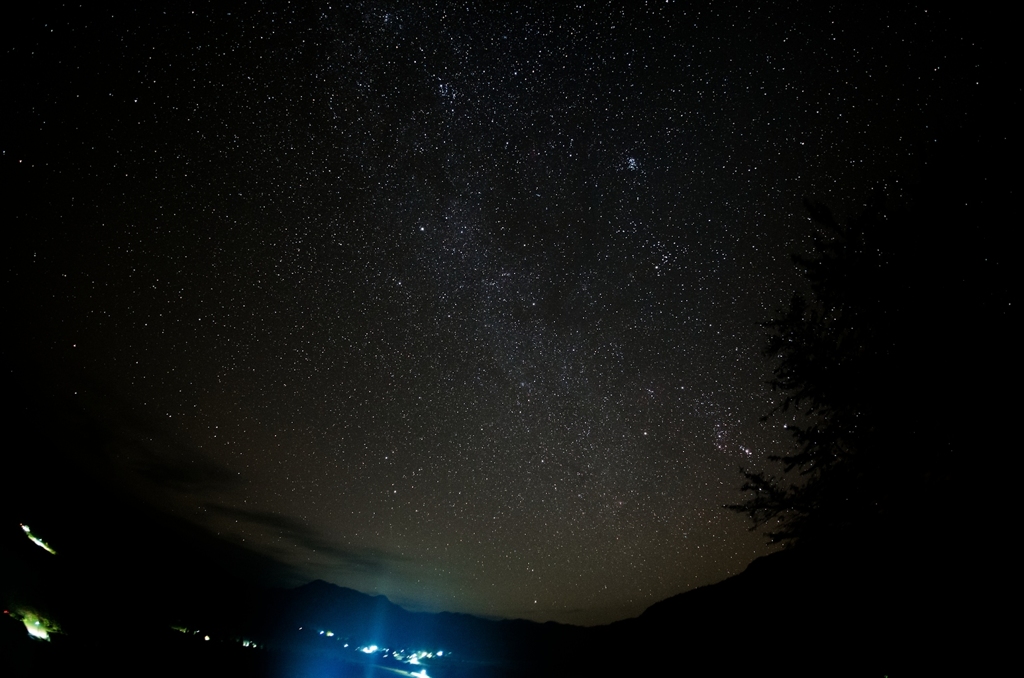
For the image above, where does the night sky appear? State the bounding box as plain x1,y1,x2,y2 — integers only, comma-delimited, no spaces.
5,2,997,625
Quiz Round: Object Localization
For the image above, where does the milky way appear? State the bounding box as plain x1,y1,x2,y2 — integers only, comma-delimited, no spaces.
6,2,989,624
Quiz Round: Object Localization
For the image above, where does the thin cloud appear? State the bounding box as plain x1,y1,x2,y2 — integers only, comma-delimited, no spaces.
205,504,412,574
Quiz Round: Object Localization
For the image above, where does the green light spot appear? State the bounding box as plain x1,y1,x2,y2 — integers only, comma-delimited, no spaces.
20,524,57,555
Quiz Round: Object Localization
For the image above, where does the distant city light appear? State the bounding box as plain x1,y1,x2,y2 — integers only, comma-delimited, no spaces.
10,608,59,641
26,622,49,640
20,524,57,555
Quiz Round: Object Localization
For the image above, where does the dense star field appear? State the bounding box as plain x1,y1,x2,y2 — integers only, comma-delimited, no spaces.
5,2,995,625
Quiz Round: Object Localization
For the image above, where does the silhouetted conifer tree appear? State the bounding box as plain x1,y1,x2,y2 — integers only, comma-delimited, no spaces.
730,190,897,543
732,154,1010,547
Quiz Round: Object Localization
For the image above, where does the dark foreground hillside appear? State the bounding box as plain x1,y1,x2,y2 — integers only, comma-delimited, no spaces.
3,515,991,678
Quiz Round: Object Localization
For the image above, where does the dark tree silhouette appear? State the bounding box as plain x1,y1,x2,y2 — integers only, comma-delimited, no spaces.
731,190,902,543
732,155,1011,547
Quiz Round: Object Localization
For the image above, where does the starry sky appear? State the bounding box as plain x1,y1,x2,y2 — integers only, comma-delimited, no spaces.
4,2,996,625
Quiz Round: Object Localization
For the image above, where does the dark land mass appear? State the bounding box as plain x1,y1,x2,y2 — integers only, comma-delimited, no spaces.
1,489,989,678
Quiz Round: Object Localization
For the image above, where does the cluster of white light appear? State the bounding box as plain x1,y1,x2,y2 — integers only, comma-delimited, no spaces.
350,643,445,675
305,628,446,674
394,650,441,664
